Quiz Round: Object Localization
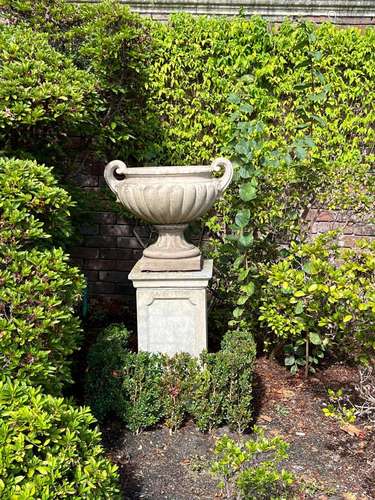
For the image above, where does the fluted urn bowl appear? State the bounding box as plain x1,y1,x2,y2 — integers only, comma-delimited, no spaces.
104,158,233,271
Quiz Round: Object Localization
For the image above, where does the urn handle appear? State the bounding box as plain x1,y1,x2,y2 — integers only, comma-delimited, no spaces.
104,160,127,197
211,157,233,193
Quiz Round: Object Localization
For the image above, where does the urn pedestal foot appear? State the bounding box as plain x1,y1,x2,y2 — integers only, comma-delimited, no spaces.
138,255,202,272
142,224,202,271
129,260,213,357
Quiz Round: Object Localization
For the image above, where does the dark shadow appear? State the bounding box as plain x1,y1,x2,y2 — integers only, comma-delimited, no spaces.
101,420,144,500
249,369,266,430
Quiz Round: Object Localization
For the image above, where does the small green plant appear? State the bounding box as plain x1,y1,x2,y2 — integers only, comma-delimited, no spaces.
259,234,375,375
211,427,294,499
322,388,356,424
85,324,256,433
0,378,120,499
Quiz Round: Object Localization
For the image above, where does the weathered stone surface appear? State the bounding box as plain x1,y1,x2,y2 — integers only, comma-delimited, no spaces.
139,254,202,271
104,158,232,271
129,260,213,357
82,0,375,25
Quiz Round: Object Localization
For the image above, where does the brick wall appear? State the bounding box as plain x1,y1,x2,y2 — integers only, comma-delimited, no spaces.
306,209,375,247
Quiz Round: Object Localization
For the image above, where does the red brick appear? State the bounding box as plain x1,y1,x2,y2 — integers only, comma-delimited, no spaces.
312,221,335,233
99,271,129,283
116,214,132,225
83,259,117,271
340,236,361,248
85,236,117,248
101,224,132,236
69,247,99,259
70,258,83,268
83,270,99,282
117,237,142,249
316,210,334,222
354,224,375,236
100,248,134,260
115,260,135,272
91,212,116,224
89,282,118,294
89,282,133,295
80,223,99,235
304,208,317,222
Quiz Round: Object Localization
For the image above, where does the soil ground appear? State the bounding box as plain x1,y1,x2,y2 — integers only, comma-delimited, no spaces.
102,357,375,499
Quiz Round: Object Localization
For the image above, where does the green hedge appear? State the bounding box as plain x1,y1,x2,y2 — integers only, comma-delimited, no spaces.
0,157,73,248
0,378,120,499
0,158,84,392
85,324,256,433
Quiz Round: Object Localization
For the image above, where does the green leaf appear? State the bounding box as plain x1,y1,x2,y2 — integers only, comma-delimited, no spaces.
285,356,295,366
241,281,255,296
228,93,240,104
239,182,257,202
237,295,248,305
311,114,326,127
239,103,253,114
309,332,321,345
233,307,244,318
294,301,304,314
295,145,307,160
303,262,312,274
343,314,352,323
235,209,250,228
238,233,254,248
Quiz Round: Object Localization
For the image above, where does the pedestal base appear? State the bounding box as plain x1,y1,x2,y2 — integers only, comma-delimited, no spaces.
138,255,202,272
129,260,213,357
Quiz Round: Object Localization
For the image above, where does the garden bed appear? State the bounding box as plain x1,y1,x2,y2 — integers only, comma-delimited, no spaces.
103,357,374,499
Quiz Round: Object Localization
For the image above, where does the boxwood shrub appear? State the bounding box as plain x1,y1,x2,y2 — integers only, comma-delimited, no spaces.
85,324,256,433
0,378,120,499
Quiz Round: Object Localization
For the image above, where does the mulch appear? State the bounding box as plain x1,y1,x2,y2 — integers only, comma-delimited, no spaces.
102,357,375,499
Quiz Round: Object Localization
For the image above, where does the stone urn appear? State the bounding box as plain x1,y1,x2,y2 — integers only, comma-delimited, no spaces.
104,157,233,271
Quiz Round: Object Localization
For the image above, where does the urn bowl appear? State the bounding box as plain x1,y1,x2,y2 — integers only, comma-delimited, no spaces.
104,158,233,271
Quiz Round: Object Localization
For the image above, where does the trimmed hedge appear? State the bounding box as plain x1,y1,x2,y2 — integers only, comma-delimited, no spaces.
0,378,120,499
85,324,256,433
0,157,73,248
0,158,84,392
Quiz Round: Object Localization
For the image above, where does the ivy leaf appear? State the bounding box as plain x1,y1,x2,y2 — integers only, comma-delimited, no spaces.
233,255,245,269
239,166,253,179
309,332,321,345
241,281,255,296
228,93,240,104
311,114,326,127
235,209,250,228
239,103,253,114
285,356,295,366
239,233,254,248
239,182,257,201
295,145,307,160
233,307,244,318
343,314,353,323
237,295,248,305
296,123,310,130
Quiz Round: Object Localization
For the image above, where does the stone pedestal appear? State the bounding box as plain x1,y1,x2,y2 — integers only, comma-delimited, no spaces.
129,260,213,357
